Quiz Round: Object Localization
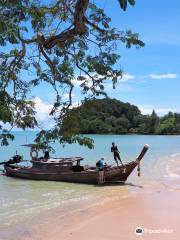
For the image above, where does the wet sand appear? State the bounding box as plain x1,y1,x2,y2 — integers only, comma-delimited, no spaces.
1,185,180,240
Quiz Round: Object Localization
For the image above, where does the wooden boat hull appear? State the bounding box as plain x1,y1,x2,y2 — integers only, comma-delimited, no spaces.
4,161,137,184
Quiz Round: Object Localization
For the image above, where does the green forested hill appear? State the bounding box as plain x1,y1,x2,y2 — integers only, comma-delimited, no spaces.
62,99,180,135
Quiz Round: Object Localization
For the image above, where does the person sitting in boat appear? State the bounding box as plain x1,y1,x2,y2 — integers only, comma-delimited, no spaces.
96,157,105,184
111,142,123,166
44,151,50,160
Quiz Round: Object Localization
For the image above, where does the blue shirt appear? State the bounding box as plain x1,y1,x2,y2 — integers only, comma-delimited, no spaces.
98,159,104,169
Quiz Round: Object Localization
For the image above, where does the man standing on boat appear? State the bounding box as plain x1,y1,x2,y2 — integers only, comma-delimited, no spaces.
111,142,123,166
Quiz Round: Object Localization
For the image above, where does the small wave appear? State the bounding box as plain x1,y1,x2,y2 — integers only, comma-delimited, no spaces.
170,152,180,158
165,165,180,179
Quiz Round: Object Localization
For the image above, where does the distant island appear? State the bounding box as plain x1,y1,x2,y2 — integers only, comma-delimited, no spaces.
63,98,180,135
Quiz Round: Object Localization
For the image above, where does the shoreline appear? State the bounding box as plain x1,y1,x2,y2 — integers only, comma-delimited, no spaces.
1,182,180,240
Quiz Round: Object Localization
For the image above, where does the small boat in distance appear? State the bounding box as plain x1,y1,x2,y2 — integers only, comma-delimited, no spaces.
1,145,149,184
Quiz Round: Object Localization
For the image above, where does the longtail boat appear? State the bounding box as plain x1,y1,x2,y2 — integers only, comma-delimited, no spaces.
1,145,149,184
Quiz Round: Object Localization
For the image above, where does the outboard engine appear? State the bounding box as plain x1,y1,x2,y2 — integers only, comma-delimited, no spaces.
0,155,22,166
11,155,22,164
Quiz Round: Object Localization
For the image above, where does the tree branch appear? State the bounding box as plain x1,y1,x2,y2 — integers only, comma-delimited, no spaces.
84,17,105,33
43,0,89,49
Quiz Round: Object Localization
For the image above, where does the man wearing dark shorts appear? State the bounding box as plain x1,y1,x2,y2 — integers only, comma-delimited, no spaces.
111,142,123,166
96,157,105,184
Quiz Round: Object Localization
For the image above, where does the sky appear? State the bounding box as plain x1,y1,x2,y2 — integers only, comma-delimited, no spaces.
100,0,180,114
25,0,180,127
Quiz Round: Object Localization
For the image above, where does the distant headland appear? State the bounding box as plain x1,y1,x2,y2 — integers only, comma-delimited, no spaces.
63,98,180,135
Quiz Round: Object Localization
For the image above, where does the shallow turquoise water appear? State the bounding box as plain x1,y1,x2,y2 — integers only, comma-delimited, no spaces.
0,133,180,227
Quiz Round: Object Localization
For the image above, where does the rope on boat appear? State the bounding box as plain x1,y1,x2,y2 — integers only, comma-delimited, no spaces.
137,161,141,177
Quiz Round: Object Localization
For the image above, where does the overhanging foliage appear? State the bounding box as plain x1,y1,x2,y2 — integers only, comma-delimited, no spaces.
0,0,144,150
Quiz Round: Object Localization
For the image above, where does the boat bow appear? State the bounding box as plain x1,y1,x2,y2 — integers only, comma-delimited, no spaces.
135,144,149,177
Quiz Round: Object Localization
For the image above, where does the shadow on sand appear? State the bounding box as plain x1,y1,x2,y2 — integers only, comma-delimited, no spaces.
94,181,143,188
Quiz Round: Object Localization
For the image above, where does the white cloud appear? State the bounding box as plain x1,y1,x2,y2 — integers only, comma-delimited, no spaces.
138,105,154,115
0,97,55,131
148,74,177,79
72,73,135,87
69,101,80,109
34,97,53,121
104,81,136,93
140,80,148,83
72,77,82,87
101,73,135,92
62,93,75,100
34,97,55,129
138,104,179,116
120,73,135,82
33,97,80,128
